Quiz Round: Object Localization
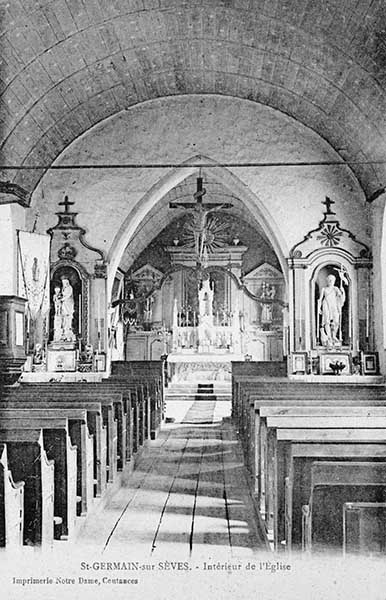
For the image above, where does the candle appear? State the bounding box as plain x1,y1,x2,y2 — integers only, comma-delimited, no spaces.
366,298,369,338
298,288,302,347
356,339,360,352
78,294,82,334
97,294,101,334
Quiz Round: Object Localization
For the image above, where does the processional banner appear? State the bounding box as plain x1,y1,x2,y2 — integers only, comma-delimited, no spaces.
17,230,51,321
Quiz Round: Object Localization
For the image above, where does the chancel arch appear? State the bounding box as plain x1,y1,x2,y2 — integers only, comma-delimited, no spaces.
107,153,290,298
114,172,288,376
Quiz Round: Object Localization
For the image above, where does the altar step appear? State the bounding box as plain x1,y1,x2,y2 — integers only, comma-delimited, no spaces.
165,381,231,402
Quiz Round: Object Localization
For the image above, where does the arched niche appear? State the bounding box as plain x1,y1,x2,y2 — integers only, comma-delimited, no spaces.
288,202,372,355
289,245,370,354
311,261,352,349
50,260,90,343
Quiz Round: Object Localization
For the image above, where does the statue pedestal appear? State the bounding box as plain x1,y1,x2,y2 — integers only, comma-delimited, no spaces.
47,342,76,372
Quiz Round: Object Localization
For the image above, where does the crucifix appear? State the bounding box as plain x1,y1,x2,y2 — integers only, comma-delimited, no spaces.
322,196,335,215
169,176,233,261
58,195,75,213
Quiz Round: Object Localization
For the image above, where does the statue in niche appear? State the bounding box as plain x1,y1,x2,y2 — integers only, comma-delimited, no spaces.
53,285,63,342
260,282,276,326
198,275,214,319
61,278,75,341
52,278,76,342
318,272,346,347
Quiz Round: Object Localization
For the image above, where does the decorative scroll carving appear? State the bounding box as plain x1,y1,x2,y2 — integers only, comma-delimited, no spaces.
58,243,77,260
47,194,106,265
289,197,370,260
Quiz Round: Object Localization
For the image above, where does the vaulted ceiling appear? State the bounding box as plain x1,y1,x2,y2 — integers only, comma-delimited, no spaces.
1,0,386,199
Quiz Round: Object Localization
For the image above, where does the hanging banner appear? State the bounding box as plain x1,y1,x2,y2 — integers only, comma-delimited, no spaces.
17,230,51,321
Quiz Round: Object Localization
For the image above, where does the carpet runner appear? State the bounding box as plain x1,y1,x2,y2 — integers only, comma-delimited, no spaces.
181,400,217,424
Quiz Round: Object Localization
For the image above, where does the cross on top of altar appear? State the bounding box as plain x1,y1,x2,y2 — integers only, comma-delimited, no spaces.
49,194,79,231
322,196,335,215
58,195,76,214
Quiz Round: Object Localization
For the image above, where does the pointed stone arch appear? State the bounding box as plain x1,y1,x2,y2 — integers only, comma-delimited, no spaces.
107,155,288,296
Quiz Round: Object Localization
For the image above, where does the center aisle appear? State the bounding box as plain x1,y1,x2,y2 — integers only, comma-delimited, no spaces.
75,401,268,558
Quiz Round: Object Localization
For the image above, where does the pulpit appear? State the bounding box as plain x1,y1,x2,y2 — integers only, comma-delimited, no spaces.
0,296,27,384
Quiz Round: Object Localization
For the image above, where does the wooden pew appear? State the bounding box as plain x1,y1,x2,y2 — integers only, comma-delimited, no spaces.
0,430,54,547
0,411,92,522
232,377,386,424
108,362,165,439
0,399,107,498
0,443,24,548
41,380,151,452
284,443,386,552
263,416,386,546
103,379,159,442
12,380,154,457
247,397,386,501
111,359,165,394
231,378,386,471
3,389,122,484
231,377,386,555
231,363,287,415
271,428,386,551
343,502,386,555
302,462,386,553
101,381,148,448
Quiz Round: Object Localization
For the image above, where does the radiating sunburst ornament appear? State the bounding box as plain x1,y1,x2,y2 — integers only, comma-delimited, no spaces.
182,214,230,258
316,223,343,247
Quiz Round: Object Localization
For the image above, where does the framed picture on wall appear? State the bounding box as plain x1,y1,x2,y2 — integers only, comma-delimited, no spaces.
361,352,379,375
289,352,308,374
320,352,351,375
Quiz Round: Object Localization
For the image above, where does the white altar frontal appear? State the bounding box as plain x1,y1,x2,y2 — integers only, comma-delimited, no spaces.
167,351,243,383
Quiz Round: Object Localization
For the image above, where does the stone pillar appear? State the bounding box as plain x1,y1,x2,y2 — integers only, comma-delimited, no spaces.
371,198,386,373
291,265,307,352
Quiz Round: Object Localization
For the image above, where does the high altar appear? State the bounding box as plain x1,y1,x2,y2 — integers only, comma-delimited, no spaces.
124,240,286,382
